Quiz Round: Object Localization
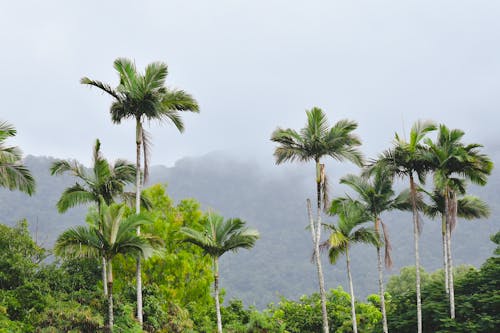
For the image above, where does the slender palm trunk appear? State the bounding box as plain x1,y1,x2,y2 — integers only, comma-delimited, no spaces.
446,218,455,318
441,215,449,295
375,218,388,333
314,161,329,333
135,118,143,326
346,247,358,333
107,259,114,333
307,199,329,333
214,257,223,333
444,188,456,319
410,175,422,333
98,201,108,296
102,257,108,296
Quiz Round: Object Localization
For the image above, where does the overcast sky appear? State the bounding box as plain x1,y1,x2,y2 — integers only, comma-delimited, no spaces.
2,1,499,168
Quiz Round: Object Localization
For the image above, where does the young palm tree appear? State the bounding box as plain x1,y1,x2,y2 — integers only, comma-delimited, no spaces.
180,213,259,333
50,138,139,295
271,107,363,333
54,201,161,332
81,58,199,324
324,198,379,333
339,169,410,333
370,120,436,333
425,124,492,318
0,121,35,195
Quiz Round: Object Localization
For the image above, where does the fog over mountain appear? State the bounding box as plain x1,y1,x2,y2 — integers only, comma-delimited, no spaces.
1,149,498,308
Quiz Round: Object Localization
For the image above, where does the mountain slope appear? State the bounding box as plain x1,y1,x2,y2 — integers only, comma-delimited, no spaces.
0,152,498,308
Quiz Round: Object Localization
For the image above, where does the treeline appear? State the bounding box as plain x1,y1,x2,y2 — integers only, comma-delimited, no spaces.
0,58,498,332
1,216,498,332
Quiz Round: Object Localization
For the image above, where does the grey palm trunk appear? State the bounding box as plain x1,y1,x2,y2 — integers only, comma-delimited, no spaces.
346,247,358,333
306,168,330,333
442,216,449,295
107,259,114,332
102,257,108,296
410,175,422,333
135,118,143,325
214,257,223,333
375,219,388,333
444,190,455,319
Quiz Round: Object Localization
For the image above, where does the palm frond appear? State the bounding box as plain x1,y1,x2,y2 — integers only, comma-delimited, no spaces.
80,77,120,100
56,184,95,213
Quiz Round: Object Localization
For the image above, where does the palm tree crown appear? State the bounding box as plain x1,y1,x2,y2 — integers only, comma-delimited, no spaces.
271,107,363,166
81,58,199,180
325,199,379,263
0,121,35,195
181,213,259,258
50,139,137,213
54,202,158,261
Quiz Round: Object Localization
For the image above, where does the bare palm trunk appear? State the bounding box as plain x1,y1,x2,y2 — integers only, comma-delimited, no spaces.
135,118,143,326
375,218,388,333
102,257,108,296
98,201,108,297
107,259,114,333
214,257,223,333
317,162,330,333
441,215,449,295
444,189,455,319
446,219,455,318
410,175,422,333
346,248,358,333
307,199,329,333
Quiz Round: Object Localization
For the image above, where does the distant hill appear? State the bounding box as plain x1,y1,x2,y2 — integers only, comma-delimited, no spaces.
0,152,498,308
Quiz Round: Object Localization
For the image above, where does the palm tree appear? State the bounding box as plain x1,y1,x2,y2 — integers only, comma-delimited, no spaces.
0,121,35,195
324,198,379,333
50,138,139,295
339,169,410,333
180,213,259,333
421,186,490,301
271,107,363,333
425,124,493,318
369,120,436,333
81,58,199,324
54,201,160,332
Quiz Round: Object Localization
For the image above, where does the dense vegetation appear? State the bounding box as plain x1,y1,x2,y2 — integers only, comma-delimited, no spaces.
1,218,498,332
0,59,498,332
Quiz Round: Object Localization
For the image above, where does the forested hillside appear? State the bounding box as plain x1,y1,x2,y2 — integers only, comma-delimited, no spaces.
0,151,498,309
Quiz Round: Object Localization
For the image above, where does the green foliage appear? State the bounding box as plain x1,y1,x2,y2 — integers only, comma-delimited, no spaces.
387,234,500,332
269,288,381,333
113,184,213,331
0,220,45,290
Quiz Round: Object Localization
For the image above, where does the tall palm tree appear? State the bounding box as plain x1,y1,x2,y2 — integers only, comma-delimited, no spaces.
339,169,411,333
324,198,379,333
370,120,436,333
0,121,35,195
180,213,259,333
50,138,139,295
54,201,161,332
425,124,492,318
271,107,363,333
421,186,490,302
81,58,199,324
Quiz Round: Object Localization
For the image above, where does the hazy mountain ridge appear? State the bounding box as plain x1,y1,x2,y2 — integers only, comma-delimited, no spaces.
0,152,498,308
